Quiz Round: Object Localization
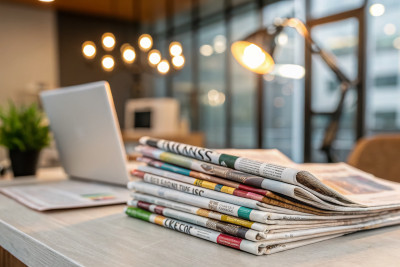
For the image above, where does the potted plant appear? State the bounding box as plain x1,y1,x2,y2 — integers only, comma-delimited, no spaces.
0,102,50,177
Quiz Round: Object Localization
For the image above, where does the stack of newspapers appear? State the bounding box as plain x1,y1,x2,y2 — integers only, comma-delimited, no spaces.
125,137,400,256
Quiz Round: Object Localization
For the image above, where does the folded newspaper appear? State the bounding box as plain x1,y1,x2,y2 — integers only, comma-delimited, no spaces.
123,136,400,256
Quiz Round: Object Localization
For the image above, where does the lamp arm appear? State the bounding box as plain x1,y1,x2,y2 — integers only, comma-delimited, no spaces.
281,18,352,85
307,41,352,85
279,18,357,162
320,81,351,162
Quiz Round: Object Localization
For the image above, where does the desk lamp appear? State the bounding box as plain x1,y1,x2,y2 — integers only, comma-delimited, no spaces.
232,18,358,162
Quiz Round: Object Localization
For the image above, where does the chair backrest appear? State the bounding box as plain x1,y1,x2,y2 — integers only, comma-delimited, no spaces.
348,134,400,183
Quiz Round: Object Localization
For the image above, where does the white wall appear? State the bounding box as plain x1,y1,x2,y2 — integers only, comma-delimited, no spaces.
0,2,58,160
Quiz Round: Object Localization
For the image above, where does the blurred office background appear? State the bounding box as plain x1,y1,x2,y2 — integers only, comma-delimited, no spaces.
0,0,399,163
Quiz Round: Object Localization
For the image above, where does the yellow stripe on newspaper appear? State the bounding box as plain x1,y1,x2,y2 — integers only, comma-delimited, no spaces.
196,209,211,217
221,215,254,228
196,209,254,229
154,215,166,226
220,186,235,194
194,179,235,194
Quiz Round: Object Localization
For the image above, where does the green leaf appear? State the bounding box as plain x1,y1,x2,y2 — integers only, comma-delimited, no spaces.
0,101,50,151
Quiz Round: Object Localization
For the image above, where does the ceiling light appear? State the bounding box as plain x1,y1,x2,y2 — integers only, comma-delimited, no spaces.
157,60,170,74
139,34,153,51
39,0,54,2
169,42,183,56
271,64,305,79
207,89,225,106
82,41,96,59
102,33,116,51
231,41,274,74
200,44,213,56
242,44,267,69
276,33,288,46
369,4,385,17
148,49,161,66
120,44,136,64
172,55,185,69
102,55,115,71
384,23,396,36
393,37,400,49
213,35,227,54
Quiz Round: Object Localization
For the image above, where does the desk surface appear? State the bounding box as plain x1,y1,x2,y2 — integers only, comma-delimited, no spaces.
1,171,400,267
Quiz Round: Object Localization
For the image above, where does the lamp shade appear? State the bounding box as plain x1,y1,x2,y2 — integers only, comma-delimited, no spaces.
231,27,283,74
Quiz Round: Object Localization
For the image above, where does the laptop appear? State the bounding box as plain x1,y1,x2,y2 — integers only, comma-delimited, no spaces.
40,81,130,185
0,81,134,211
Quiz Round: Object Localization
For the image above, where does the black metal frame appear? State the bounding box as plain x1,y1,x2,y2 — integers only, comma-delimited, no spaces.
304,1,367,162
224,0,233,147
256,0,265,148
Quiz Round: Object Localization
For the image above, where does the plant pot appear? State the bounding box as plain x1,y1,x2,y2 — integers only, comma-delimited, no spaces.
9,149,40,177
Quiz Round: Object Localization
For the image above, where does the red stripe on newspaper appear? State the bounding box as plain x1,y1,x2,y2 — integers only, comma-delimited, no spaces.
216,234,242,249
154,205,165,214
137,201,152,210
237,184,269,195
131,170,145,178
233,190,264,201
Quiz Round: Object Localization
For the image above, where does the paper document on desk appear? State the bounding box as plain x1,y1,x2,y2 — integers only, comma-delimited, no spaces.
0,180,129,211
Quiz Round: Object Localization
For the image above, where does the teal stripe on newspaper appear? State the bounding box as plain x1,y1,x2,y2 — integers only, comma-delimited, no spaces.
214,184,223,192
160,162,192,176
237,207,252,220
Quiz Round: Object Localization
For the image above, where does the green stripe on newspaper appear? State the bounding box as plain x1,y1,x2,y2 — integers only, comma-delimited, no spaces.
219,154,238,169
126,207,152,221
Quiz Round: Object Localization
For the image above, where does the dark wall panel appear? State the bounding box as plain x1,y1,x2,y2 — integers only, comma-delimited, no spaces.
57,12,140,128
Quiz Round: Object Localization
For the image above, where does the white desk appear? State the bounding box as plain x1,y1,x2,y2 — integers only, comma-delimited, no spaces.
1,169,400,266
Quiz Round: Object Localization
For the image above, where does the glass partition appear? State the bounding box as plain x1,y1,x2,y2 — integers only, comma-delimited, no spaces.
198,22,227,148
310,18,359,162
230,8,259,148
366,0,400,135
